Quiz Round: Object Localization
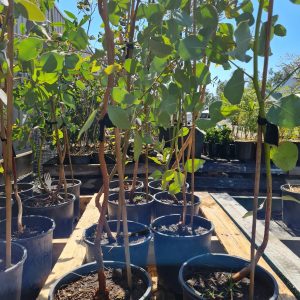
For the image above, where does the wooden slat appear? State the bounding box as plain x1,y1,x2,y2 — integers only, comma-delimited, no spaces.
197,192,296,300
37,193,99,300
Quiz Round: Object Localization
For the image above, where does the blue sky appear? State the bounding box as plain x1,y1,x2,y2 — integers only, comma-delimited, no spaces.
56,1,300,87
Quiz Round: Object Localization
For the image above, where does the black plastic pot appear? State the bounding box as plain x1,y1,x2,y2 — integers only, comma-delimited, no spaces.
108,192,154,225
281,184,300,234
153,191,200,219
151,214,213,293
84,220,151,267
0,241,27,300
51,179,82,222
148,180,190,195
67,154,91,165
236,141,256,162
0,216,55,300
0,198,14,221
90,152,116,164
23,193,75,238
208,143,218,158
0,183,34,218
109,179,144,193
49,261,152,299
179,253,279,300
0,183,34,199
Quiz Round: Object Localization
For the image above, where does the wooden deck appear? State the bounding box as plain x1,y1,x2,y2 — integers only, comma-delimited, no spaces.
38,192,297,299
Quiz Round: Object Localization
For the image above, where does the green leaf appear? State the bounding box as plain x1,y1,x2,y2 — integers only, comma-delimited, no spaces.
178,127,189,137
168,182,181,195
149,36,173,58
76,80,86,90
69,27,89,50
149,156,163,165
134,132,143,162
230,20,252,62
124,58,141,74
224,69,245,104
274,24,287,37
17,37,43,61
173,11,192,27
0,165,4,174
178,35,204,60
62,93,75,110
267,94,300,128
209,101,224,122
150,170,162,180
184,159,205,173
64,10,77,20
196,62,211,85
77,109,97,140
196,118,216,130
15,0,46,21
65,54,80,69
196,4,218,37
108,105,131,130
112,87,138,105
41,52,64,73
290,0,300,4
270,142,298,172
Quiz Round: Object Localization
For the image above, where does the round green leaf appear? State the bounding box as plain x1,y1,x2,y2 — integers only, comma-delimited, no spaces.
270,142,298,172
224,69,245,104
108,105,131,130
267,94,300,128
17,37,43,61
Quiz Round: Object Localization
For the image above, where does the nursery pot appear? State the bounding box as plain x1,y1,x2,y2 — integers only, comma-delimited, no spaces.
0,197,14,221
108,191,154,225
179,253,279,300
148,180,190,195
23,192,75,238
109,179,144,193
49,261,152,300
51,179,82,222
0,183,34,218
236,141,256,162
0,241,27,300
281,184,300,234
83,220,151,267
0,216,55,300
153,191,200,219
151,214,213,293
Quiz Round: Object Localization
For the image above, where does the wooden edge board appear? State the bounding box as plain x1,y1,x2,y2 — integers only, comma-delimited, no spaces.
37,193,99,300
210,192,300,298
197,192,296,300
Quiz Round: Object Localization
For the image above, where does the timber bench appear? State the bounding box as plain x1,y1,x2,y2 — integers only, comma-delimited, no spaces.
38,192,297,300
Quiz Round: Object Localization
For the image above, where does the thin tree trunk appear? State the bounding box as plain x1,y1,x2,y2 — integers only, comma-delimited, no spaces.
4,0,14,268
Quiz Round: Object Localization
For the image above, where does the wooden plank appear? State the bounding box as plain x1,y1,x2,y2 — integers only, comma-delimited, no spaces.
37,193,99,300
211,193,300,298
197,192,296,300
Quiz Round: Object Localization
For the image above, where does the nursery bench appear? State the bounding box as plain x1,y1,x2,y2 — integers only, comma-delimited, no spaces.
38,192,296,300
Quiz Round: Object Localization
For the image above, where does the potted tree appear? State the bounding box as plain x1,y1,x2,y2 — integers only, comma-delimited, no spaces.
179,0,300,299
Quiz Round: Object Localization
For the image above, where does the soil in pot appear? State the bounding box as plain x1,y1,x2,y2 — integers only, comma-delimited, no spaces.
108,192,153,225
109,180,144,193
54,268,147,300
185,270,273,300
24,193,68,208
154,222,208,237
